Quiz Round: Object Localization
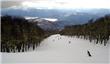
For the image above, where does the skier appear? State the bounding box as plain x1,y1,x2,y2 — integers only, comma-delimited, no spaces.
69,41,71,44
87,50,92,57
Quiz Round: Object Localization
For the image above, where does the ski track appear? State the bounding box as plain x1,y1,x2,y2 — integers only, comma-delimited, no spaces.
1,34,110,63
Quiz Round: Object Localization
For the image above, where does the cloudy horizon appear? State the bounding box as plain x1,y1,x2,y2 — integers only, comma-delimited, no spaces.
1,0,110,9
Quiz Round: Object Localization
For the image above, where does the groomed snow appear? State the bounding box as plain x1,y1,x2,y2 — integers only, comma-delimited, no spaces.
1,34,110,64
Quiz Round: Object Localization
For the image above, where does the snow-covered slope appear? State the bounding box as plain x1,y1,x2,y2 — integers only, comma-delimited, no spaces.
1,34,110,63
26,17,62,30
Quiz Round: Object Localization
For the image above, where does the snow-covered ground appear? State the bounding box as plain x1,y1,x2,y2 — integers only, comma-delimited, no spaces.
1,34,110,64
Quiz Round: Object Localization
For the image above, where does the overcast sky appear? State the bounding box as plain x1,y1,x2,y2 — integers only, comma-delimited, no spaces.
1,1,22,8
1,0,110,9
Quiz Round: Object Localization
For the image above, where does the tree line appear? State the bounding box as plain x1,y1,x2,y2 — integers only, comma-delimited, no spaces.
60,15,110,46
1,15,46,52
1,15,110,52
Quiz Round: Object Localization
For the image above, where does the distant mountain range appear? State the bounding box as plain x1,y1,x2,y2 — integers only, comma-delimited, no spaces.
1,7,110,30
26,17,60,30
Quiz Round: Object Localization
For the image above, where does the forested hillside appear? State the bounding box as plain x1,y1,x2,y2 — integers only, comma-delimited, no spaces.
60,15,110,46
1,15,45,52
1,15,110,53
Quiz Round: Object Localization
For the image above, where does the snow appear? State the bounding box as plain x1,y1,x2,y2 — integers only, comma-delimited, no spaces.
25,17,38,20
1,34,110,64
43,18,58,22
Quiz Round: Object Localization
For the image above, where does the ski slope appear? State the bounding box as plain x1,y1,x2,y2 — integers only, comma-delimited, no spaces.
1,34,110,63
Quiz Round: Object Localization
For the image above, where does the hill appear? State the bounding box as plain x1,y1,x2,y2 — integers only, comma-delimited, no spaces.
60,15,110,46
1,14,110,53
1,15,45,52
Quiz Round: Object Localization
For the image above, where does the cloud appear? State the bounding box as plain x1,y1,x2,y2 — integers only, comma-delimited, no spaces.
21,0,110,9
1,0,50,8
1,1,22,8
1,0,110,9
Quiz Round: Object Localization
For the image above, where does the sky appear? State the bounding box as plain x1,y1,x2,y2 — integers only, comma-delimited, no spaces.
1,0,110,9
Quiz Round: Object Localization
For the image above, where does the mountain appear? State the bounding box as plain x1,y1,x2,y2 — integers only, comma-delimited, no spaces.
2,7,110,17
1,15,45,52
2,7,110,25
2,8,110,16
25,17,64,30
60,15,110,46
